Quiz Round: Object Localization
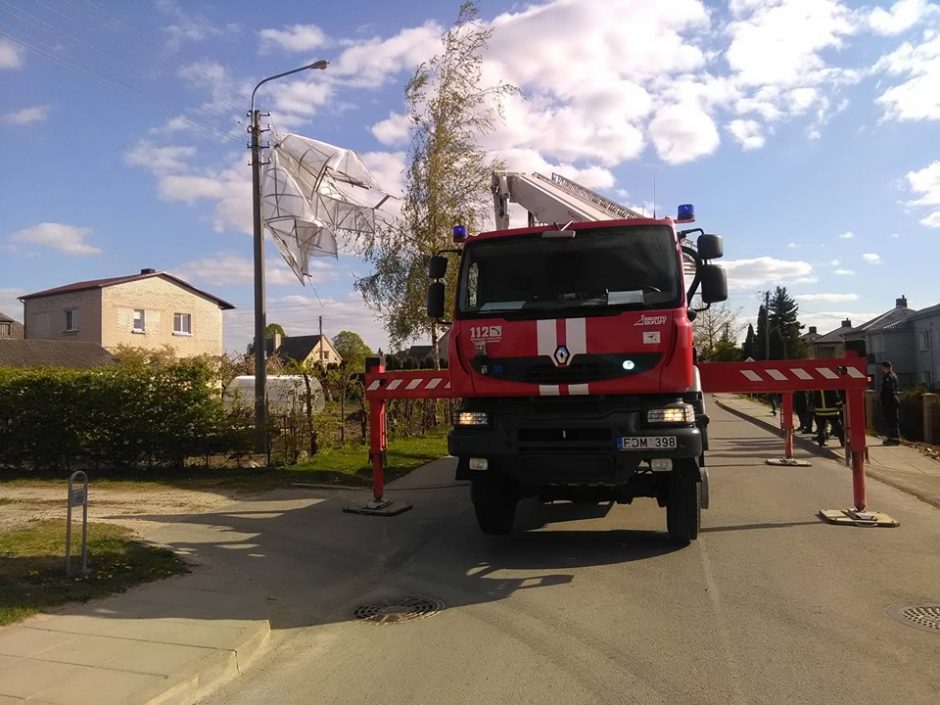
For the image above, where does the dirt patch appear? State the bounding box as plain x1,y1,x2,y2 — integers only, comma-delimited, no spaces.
0,484,233,533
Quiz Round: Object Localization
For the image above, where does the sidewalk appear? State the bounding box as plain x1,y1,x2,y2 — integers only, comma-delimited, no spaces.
713,393,940,509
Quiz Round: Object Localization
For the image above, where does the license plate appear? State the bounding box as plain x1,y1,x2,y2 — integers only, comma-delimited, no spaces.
617,436,677,450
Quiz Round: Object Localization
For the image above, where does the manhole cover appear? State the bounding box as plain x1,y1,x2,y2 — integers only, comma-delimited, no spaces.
353,596,444,625
887,604,940,633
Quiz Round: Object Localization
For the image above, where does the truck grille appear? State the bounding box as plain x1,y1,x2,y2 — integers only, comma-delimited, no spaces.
476,353,661,385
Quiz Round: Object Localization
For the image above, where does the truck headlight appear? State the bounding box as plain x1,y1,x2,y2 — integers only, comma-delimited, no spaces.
454,411,489,426
647,403,695,424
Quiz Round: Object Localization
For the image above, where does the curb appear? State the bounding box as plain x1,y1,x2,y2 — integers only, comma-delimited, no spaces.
140,620,270,705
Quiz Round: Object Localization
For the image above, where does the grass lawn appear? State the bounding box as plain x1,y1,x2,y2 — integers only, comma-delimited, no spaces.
0,519,188,626
0,433,450,494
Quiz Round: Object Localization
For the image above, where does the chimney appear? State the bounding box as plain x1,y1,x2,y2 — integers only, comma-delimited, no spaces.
896,295,907,308
841,319,851,328
140,268,156,275
809,326,817,334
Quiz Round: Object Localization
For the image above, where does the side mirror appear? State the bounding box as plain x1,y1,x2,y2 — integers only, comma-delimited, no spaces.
427,281,446,318
428,255,448,280
700,264,728,304
697,234,723,260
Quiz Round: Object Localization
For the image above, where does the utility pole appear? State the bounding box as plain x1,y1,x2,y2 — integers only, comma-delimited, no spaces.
764,290,771,361
248,60,329,454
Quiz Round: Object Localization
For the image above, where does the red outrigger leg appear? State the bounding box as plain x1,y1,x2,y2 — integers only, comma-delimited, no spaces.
844,388,867,511
369,397,387,503
782,392,794,459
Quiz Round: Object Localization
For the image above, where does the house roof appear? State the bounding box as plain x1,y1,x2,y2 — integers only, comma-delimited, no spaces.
269,335,337,364
19,271,235,310
814,324,855,344
906,302,940,322
850,305,917,334
0,340,115,369
0,311,18,324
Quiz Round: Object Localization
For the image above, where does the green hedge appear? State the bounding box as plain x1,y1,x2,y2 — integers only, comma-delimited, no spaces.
0,362,246,471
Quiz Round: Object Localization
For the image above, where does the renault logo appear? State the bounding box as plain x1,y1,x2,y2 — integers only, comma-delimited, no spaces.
553,345,571,367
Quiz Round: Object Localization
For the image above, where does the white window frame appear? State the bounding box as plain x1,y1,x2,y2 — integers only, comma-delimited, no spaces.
173,312,192,336
0,321,11,337
65,309,79,332
132,309,146,333
920,329,930,352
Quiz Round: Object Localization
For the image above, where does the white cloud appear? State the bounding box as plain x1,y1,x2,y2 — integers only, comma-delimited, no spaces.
125,141,197,174
721,256,814,290
2,106,49,125
906,160,940,227
869,0,934,36
370,112,410,146
874,34,940,121
838,230,854,239
359,150,406,200
8,223,101,256
0,38,23,69
834,268,855,275
157,0,241,50
0,288,25,319
796,293,859,302
862,252,882,263
727,118,765,150
332,22,442,89
173,251,332,288
649,102,720,164
259,24,328,53
786,242,801,248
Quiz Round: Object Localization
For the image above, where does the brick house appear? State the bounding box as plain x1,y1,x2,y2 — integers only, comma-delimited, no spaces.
19,269,235,357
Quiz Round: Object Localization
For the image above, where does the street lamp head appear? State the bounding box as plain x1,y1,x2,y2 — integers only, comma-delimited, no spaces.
308,60,330,70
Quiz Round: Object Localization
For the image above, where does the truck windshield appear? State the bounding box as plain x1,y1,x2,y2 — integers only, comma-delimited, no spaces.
457,225,681,318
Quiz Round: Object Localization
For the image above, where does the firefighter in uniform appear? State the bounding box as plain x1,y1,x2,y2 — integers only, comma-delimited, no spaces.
812,389,844,447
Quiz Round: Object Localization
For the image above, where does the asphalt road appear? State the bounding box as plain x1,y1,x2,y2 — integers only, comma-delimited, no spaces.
194,401,940,705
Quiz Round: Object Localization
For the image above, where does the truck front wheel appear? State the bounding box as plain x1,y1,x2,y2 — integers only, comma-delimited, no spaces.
666,461,701,545
471,475,517,535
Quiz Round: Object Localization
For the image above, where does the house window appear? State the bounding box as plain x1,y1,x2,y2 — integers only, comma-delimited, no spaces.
0,321,10,337
920,330,931,352
173,312,191,335
65,309,78,332
132,309,146,333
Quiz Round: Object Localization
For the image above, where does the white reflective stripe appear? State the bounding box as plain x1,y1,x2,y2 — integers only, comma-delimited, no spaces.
846,367,865,378
406,379,421,390
367,380,381,391
426,378,442,389
568,384,589,395
539,385,560,396
766,369,787,381
387,379,403,390
792,368,812,380
816,368,838,379
537,319,556,356
741,370,763,382
566,318,587,356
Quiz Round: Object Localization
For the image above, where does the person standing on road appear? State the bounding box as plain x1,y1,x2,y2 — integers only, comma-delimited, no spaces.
794,390,812,432
812,389,844,447
880,360,901,446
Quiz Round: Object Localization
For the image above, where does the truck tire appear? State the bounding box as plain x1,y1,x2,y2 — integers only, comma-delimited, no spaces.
666,462,700,545
471,475,517,535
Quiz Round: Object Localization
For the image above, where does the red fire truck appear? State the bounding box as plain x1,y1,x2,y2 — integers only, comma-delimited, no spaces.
425,172,728,543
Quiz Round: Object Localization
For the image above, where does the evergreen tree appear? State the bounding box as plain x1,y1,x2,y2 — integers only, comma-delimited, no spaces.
768,286,805,359
742,323,756,359
755,304,768,360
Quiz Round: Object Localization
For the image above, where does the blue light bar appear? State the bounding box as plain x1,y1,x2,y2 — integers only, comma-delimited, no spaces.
453,224,467,242
676,204,695,223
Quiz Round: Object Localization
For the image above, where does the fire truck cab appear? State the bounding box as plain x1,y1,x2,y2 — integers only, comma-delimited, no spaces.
427,172,727,543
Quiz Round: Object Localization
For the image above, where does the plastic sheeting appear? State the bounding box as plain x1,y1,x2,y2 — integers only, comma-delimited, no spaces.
261,133,392,283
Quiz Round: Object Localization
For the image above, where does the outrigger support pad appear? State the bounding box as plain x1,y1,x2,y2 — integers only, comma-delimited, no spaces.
765,457,811,467
818,508,899,527
343,498,413,517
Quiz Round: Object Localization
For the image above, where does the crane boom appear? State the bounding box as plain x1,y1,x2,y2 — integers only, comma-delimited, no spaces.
492,171,645,229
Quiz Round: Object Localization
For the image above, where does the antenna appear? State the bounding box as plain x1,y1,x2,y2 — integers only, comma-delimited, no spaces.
652,170,656,218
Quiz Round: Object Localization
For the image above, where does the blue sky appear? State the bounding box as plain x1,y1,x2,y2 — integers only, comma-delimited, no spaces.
2,0,939,353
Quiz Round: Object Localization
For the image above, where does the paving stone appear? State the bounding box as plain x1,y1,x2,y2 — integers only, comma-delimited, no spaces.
102,642,215,677
35,635,143,667
33,668,163,705
0,627,79,658
0,658,86,698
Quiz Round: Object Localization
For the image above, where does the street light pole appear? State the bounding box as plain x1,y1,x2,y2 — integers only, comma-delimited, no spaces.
249,60,329,453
